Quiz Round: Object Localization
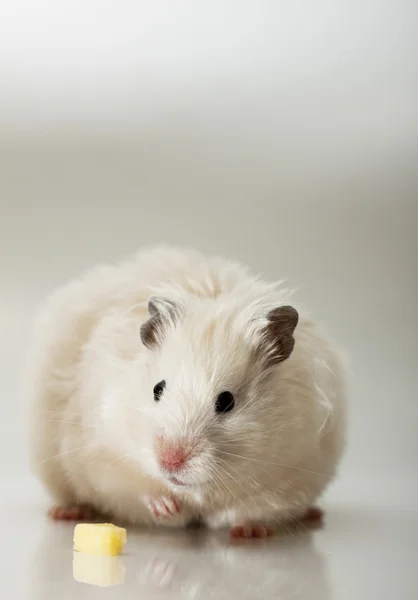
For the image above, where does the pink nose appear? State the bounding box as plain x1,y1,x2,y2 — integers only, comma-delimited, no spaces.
159,446,187,472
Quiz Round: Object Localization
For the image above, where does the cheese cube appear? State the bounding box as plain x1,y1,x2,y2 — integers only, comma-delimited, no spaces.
73,523,127,556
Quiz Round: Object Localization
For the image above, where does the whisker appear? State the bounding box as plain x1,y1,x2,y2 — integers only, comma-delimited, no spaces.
217,450,326,477
46,419,96,428
216,457,260,493
208,462,238,501
74,455,99,477
40,444,92,464
287,513,311,534
215,460,243,491
105,453,131,468
205,466,225,501
277,518,301,545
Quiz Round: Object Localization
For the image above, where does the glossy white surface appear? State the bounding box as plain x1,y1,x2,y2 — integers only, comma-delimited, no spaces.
1,476,417,599
1,1,417,598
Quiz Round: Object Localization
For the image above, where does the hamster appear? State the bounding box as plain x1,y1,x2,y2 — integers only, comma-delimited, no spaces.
28,246,346,538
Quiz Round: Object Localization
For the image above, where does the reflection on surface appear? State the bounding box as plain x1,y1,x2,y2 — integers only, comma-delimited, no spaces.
33,523,331,599
133,528,331,600
72,552,125,587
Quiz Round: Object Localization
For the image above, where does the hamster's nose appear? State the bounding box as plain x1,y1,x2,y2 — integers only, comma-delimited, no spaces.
158,446,188,472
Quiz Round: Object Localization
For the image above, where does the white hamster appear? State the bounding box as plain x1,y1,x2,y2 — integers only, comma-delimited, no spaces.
28,246,346,538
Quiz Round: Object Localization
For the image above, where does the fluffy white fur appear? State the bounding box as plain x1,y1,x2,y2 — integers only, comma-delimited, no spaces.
28,246,346,529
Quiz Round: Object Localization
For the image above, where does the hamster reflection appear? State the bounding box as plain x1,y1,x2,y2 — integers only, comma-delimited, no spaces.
134,528,331,600
33,524,331,600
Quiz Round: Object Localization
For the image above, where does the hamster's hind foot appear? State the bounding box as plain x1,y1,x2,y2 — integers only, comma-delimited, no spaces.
230,523,274,540
48,504,95,521
143,495,181,521
299,506,324,526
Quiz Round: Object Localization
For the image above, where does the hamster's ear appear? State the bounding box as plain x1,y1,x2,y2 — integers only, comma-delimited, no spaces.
258,305,299,366
140,296,182,349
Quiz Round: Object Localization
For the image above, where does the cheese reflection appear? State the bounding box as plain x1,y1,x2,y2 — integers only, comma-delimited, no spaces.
72,552,126,587
33,524,330,599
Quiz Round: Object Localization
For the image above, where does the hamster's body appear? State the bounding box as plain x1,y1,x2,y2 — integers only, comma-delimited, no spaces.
29,247,346,535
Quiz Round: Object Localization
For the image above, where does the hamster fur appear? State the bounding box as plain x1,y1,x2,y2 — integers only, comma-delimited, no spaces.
28,246,346,534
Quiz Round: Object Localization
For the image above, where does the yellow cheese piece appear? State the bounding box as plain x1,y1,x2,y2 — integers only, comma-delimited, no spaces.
73,523,127,556
73,552,126,587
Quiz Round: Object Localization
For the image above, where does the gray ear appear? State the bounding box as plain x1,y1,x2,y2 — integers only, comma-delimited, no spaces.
260,305,299,366
140,296,181,349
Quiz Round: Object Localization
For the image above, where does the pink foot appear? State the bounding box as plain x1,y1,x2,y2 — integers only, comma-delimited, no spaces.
48,505,95,521
230,523,274,539
144,496,181,520
300,506,324,526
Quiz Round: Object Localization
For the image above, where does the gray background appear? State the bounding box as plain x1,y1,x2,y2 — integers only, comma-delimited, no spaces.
1,0,417,533
1,3,417,599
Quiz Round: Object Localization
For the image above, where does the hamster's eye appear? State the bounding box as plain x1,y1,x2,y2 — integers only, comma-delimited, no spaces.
153,380,166,402
215,391,235,414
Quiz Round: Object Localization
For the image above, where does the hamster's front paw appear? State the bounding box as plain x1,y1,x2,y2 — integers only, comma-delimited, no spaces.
230,523,274,539
143,495,181,521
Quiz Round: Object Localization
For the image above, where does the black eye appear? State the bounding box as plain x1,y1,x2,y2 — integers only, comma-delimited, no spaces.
153,380,166,402
215,391,235,414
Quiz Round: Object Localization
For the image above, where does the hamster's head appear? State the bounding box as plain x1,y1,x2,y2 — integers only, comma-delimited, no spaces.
136,295,300,496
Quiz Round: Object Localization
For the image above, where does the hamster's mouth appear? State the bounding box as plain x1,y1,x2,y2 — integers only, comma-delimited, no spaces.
168,475,188,487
